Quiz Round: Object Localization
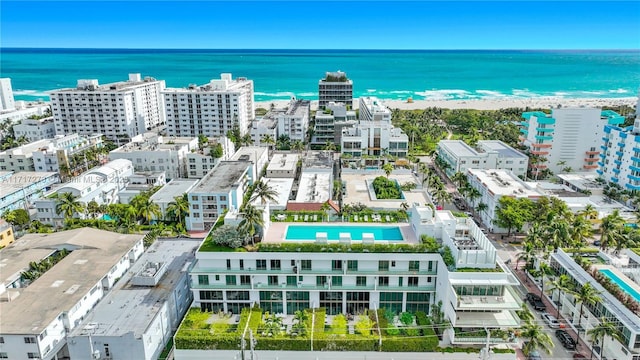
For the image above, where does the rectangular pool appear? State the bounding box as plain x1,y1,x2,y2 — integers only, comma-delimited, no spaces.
599,268,640,302
285,225,403,241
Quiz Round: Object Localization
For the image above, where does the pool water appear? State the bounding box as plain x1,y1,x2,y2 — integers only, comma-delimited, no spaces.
285,225,403,241
599,269,640,302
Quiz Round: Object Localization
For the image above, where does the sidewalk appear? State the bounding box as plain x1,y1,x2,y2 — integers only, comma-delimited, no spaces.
512,266,590,358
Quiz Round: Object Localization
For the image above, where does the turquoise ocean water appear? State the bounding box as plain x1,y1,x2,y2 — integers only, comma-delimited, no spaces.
1,49,639,102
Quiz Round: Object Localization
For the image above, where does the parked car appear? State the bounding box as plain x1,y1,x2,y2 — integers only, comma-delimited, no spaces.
526,293,546,311
541,312,561,328
593,240,601,246
527,350,542,360
556,329,577,350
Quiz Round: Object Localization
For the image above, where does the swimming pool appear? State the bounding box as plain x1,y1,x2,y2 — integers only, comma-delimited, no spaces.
285,225,403,241
599,269,640,302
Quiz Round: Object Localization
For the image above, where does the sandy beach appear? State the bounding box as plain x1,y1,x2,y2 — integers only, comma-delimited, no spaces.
256,97,637,112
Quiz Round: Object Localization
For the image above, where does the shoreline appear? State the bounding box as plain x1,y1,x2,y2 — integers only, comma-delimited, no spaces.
256,96,637,111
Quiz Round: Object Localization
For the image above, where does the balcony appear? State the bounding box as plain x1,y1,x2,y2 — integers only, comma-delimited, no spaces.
530,150,549,156
454,286,522,311
453,309,521,327
584,158,598,163
583,164,599,170
535,127,554,133
537,117,556,125
534,135,553,141
585,150,600,155
530,143,552,148
627,174,640,182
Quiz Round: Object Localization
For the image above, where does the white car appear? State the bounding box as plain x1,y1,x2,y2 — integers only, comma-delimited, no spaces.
541,312,561,328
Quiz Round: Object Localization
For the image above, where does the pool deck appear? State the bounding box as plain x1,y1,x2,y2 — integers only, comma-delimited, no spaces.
594,264,640,300
264,222,419,244
341,173,430,209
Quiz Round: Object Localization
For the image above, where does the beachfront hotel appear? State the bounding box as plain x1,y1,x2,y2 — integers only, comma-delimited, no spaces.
546,249,640,360
184,205,521,351
162,73,254,138
318,71,353,109
50,73,166,145
598,98,640,191
436,140,529,178
340,97,409,162
520,108,624,175
0,228,144,360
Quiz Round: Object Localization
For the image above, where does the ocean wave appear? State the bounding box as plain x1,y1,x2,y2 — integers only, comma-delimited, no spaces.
475,90,507,98
609,88,629,94
414,89,470,100
254,91,296,98
13,89,51,98
296,92,316,97
512,89,540,98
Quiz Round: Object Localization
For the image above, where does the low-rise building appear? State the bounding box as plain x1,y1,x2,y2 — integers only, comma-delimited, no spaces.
0,219,14,248
34,159,134,227
252,99,310,144
466,169,543,232
108,133,198,180
67,238,199,360
0,102,50,124
0,228,144,360
150,179,198,220
186,161,251,231
0,171,59,214
184,136,235,179
249,178,294,210
13,117,56,142
436,140,529,178
229,146,268,184
118,171,167,204
250,117,278,147
266,153,299,178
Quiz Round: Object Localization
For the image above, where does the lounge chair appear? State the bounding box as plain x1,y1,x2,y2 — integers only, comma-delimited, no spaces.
354,215,359,222
294,214,299,221
364,215,369,222
313,214,318,221
385,215,391,222
304,214,309,221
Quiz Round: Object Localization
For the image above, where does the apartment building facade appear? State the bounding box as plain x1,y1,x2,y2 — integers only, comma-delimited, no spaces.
0,171,59,214
50,73,165,144
436,140,529,178
311,101,357,147
520,108,624,175
13,117,56,142
318,71,353,108
0,78,15,111
163,73,254,138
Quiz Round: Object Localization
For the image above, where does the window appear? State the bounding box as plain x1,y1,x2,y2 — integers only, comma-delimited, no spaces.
256,259,267,270
317,276,327,286
332,276,342,286
409,261,419,271
408,277,419,287
240,259,244,270
226,259,231,270
391,261,396,267
332,260,342,271
378,276,389,286
27,353,40,359
215,275,220,281
379,261,389,271
200,291,223,300
347,260,358,271
0,337,3,343
240,275,250,285
0,353,7,359
270,259,281,270
268,275,279,285
198,275,209,285
301,260,312,271
226,275,236,285
287,275,297,286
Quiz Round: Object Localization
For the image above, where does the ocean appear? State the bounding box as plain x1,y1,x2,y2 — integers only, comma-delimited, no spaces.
1,49,639,102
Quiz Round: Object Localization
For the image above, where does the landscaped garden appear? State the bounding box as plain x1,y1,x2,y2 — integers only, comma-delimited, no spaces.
175,306,441,352
372,176,403,199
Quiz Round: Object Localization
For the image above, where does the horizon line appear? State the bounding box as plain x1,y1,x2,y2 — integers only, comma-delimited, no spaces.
2,47,639,52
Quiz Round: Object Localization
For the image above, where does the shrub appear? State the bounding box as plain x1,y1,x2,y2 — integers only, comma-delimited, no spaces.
372,176,402,199
382,337,438,352
400,312,414,326
211,225,247,248
331,314,347,335
355,316,375,337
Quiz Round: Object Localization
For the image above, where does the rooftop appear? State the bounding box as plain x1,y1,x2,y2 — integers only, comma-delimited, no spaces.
284,99,310,117
477,140,528,159
50,74,161,93
301,151,334,169
294,171,331,203
150,179,198,203
112,134,196,153
0,139,51,157
556,173,605,193
192,161,249,194
439,140,526,159
0,171,58,198
267,153,299,173
438,140,479,158
162,73,251,93
468,169,543,198
0,228,142,334
250,178,293,208
230,146,268,163
69,239,199,338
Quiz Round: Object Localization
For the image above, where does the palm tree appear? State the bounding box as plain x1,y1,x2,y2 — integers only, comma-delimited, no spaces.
239,204,264,244
569,214,593,248
291,140,305,153
433,187,452,208
451,171,467,188
525,223,546,254
166,194,189,227
261,134,276,151
574,282,602,344
135,197,162,224
547,274,574,318
55,193,85,221
382,163,393,178
587,317,623,360
537,262,554,298
516,241,536,271
520,321,554,356
545,219,570,252
86,200,101,219
323,140,336,152
250,180,279,205
475,202,488,219
466,187,481,214
600,210,624,251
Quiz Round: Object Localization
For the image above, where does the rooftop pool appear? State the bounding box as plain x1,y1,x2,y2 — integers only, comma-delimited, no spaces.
285,225,404,241
599,268,640,302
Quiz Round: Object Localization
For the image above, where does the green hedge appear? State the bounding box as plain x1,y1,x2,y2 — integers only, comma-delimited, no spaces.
314,336,377,351
381,337,438,352
258,242,438,254
436,346,481,353
493,348,516,354
256,337,310,351
562,247,600,254
175,332,239,350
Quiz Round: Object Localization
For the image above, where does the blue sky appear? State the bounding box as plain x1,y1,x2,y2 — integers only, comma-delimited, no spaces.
2,1,639,49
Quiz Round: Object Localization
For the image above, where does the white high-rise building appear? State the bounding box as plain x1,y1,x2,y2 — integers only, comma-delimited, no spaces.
0,78,16,111
163,74,254,138
50,73,166,144
318,71,353,109
520,108,625,175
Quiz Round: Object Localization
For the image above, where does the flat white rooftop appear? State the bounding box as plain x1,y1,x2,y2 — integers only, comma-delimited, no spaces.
150,179,198,203
69,239,199,338
250,178,293,208
0,228,142,334
478,140,528,159
438,140,479,158
267,153,299,173
295,171,331,203
468,169,543,198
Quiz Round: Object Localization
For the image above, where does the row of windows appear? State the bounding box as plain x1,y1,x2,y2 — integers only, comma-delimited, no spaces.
200,274,433,288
